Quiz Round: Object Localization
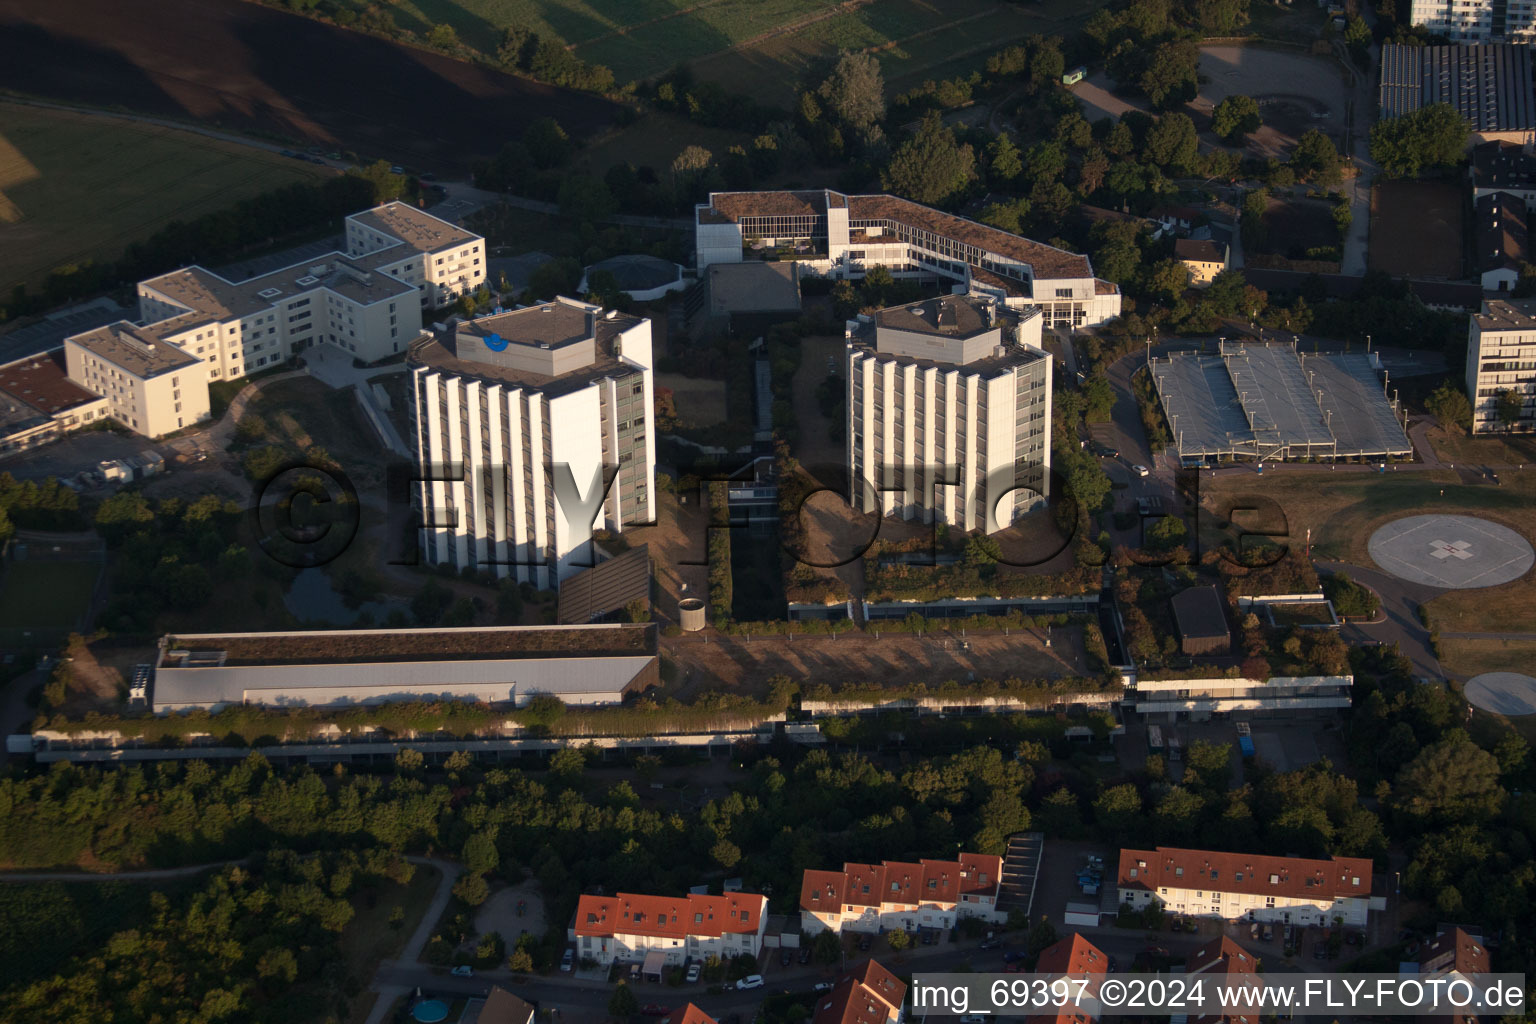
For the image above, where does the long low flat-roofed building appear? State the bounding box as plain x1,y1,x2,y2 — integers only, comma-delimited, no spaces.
151,623,658,712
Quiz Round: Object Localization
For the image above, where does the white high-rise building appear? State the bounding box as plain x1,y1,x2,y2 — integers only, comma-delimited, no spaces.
846,294,1051,535
1409,0,1536,42
409,297,656,589
1466,298,1536,432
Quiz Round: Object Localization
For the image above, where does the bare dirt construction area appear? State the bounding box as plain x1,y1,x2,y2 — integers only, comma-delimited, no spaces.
619,489,712,624
0,0,620,176
1369,180,1465,279
660,626,1088,701
655,373,728,428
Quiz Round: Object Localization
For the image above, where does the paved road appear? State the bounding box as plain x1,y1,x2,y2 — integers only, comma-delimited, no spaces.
0,858,248,882
1316,558,1444,681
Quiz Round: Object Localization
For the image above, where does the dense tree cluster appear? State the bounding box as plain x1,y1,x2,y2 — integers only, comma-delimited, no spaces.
92,492,250,632
1,848,411,1024
1369,104,1471,178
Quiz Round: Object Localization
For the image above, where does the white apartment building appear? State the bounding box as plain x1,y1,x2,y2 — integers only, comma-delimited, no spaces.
1466,298,1536,432
62,202,483,438
64,326,208,438
799,853,1005,936
696,190,1121,328
409,298,656,589
1410,0,1536,42
344,202,486,309
847,295,1051,535
1117,847,1379,927
572,891,768,966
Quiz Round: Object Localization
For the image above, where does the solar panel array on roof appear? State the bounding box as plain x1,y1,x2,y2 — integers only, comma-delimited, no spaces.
1379,43,1536,131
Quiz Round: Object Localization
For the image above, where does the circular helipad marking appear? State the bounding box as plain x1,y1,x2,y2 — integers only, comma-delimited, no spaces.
1465,673,1536,717
1367,514,1533,588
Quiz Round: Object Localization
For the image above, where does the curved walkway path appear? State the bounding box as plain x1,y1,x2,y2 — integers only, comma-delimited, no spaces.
0,857,250,882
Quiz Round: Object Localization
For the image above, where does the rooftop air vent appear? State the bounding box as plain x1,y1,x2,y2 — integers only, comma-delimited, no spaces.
295,275,319,286
257,288,282,299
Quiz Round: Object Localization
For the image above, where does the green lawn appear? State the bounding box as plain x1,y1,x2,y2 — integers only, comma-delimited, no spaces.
0,101,332,290
0,559,99,632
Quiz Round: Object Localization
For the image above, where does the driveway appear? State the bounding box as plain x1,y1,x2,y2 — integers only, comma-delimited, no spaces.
1315,558,1444,681
364,856,462,1024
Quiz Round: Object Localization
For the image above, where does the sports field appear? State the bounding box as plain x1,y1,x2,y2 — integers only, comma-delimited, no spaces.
0,102,331,290
1368,180,1463,279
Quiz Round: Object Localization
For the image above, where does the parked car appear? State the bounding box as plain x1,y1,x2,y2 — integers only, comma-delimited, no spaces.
857,935,872,951
560,949,574,972
1249,922,1260,941
1262,924,1274,942
451,965,473,977
780,949,793,966
685,961,701,983
921,929,936,945
736,974,764,990
799,946,812,964
1106,955,1118,973
640,1004,672,1017
630,963,641,981
814,982,834,993
1313,943,1328,960
978,939,1001,950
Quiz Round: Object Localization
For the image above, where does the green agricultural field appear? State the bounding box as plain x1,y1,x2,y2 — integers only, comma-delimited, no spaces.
0,102,332,290
384,0,1110,95
0,559,99,640
690,0,1104,107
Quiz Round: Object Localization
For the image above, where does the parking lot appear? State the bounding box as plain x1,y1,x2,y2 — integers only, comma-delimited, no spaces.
0,430,158,483
1116,713,1349,782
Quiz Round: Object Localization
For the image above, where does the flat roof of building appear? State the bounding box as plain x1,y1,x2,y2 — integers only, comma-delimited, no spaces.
159,623,656,667
706,261,802,314
1151,343,1410,459
348,200,479,253
1474,296,1536,329
458,299,595,350
66,321,204,378
875,294,995,338
412,303,645,396
1171,585,1229,641
0,351,101,415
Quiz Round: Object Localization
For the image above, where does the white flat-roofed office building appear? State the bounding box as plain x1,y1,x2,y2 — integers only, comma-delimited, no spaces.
847,294,1051,535
1467,298,1536,432
410,297,656,589
696,190,1121,328
151,624,658,712
1409,1,1536,42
